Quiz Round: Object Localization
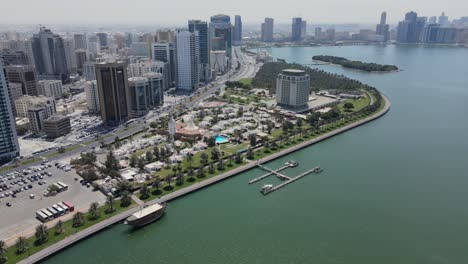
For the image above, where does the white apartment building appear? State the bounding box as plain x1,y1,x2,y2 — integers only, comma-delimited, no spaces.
276,69,311,109
37,80,63,99
85,80,100,113
175,30,199,92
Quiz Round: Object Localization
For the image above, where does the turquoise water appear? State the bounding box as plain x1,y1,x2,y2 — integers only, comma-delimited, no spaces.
42,45,468,264
215,135,229,144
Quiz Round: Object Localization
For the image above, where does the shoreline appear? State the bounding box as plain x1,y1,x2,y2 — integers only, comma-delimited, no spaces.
18,93,391,264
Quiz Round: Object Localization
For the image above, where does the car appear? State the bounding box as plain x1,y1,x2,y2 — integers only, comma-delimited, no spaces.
29,194,35,199
6,202,11,207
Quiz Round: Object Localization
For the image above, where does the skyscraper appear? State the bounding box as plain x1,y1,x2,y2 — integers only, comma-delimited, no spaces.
0,60,20,162
209,14,232,68
292,17,303,41
189,20,211,82
95,61,130,126
96,32,108,48
85,80,100,113
376,12,390,42
175,30,199,92
73,34,87,50
397,11,425,43
32,27,69,83
428,16,437,24
5,65,38,96
301,20,307,38
276,69,310,109
261,18,274,42
152,42,176,87
439,12,449,26
234,15,243,46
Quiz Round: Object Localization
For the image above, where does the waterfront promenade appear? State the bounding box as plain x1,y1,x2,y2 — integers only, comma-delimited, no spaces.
19,95,391,264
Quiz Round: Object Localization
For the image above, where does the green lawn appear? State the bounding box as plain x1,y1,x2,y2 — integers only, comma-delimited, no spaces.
239,78,253,87
4,201,135,264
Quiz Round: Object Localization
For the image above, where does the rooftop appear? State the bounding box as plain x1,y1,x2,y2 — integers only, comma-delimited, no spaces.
281,69,307,76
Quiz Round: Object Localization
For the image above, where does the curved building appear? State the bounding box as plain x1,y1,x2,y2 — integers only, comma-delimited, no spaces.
143,72,164,108
128,77,150,118
276,69,310,109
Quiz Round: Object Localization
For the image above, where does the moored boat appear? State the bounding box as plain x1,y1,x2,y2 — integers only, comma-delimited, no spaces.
125,203,166,227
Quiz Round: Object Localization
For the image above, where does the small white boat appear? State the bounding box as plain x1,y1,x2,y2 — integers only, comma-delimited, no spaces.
285,160,299,167
261,184,274,194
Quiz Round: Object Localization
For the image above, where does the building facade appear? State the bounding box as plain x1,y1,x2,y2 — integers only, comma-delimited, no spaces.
37,80,63,99
209,14,232,68
95,61,130,126
397,11,425,43
175,30,200,92
276,69,310,109
85,80,100,113
292,17,303,41
376,12,390,42
261,18,274,42
4,65,38,96
234,15,243,46
43,115,71,138
14,95,56,118
189,20,211,82
0,60,20,162
152,42,176,87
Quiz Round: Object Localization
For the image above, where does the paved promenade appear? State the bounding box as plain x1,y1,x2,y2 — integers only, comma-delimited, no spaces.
19,95,390,264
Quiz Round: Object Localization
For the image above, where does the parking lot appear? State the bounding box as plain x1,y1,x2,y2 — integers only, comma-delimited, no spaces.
0,162,105,241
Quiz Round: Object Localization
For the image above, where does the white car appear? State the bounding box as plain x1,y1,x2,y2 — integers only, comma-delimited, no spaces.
29,194,35,199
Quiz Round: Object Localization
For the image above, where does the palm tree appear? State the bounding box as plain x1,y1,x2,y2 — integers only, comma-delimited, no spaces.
186,153,194,170
106,195,115,213
176,172,184,186
55,220,64,235
89,202,100,220
35,224,49,244
140,183,150,199
152,178,161,191
72,211,85,228
120,191,132,207
0,240,7,263
165,175,172,187
15,236,28,254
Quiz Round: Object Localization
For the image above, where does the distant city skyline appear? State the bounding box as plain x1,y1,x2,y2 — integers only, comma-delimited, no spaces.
1,0,467,25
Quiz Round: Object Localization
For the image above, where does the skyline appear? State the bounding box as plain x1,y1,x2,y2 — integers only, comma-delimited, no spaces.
0,0,467,25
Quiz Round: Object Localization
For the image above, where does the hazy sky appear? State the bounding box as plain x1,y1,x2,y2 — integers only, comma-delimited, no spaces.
1,0,466,25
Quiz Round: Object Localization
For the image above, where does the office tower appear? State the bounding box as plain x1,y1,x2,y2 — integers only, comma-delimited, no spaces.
143,72,164,108
83,61,96,81
234,15,243,46
129,59,169,91
291,17,303,41
74,34,87,50
189,20,211,82
315,27,323,39
397,11,425,43
175,30,199,92
95,61,130,126
301,20,307,38
96,32,108,48
210,50,227,74
85,80,100,113
276,69,310,109
0,40,35,66
261,18,274,42
326,29,336,41
32,27,69,83
439,12,449,26
7,82,22,116
429,16,437,24
128,77,151,118
376,11,390,42
209,14,232,68
152,42,176,87
421,25,457,44
43,115,71,138
113,33,126,50
14,95,56,118
4,65,38,96
37,80,63,99
64,38,77,74
0,50,30,66
156,30,176,43
75,49,87,73
0,60,20,162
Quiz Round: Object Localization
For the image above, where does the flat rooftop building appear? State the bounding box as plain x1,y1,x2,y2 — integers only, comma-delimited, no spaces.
276,69,311,109
43,115,71,138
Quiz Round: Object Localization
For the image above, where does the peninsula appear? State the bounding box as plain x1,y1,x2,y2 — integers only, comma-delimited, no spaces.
312,55,399,72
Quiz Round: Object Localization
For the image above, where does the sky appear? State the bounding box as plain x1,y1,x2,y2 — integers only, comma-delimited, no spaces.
0,0,466,25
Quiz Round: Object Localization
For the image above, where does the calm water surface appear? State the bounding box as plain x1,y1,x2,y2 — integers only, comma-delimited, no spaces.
43,45,468,264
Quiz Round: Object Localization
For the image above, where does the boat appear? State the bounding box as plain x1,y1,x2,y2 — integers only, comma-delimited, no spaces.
125,203,166,227
285,160,299,167
261,184,274,194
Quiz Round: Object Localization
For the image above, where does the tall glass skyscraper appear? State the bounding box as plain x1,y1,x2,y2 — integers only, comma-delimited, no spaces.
291,17,303,41
234,15,243,46
209,14,232,68
0,60,20,162
189,20,211,82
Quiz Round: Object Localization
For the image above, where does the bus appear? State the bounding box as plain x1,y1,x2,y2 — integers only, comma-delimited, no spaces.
36,210,49,222
63,201,74,212
57,181,68,191
41,209,53,220
47,206,59,217
52,204,64,215
57,202,69,213
53,183,63,192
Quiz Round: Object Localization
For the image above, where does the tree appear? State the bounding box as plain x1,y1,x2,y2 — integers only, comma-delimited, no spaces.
54,220,65,235
116,180,132,193
89,202,100,220
186,153,194,170
72,211,85,227
159,147,166,158
296,118,303,128
137,158,145,172
0,240,7,264
106,195,115,213
81,168,98,182
165,175,173,187
344,102,355,111
211,148,220,161
57,146,66,153
152,178,161,191
217,159,225,171
140,183,150,199
176,172,184,186
149,121,158,129
266,120,273,134
146,151,154,162
237,107,244,118
197,166,205,178
120,191,132,207
307,112,320,128
153,147,160,161
15,236,28,254
246,148,254,160
207,136,216,147
114,136,121,148
208,163,215,174
129,154,138,168
200,153,209,166
235,152,243,164
104,150,119,176
249,134,257,147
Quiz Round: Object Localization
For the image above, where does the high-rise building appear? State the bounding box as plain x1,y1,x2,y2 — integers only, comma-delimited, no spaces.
73,34,87,50
397,11,425,43
6,82,22,116
209,14,232,68
210,50,227,74
315,27,323,40
429,16,437,24
83,61,96,81
96,32,108,48
376,12,390,42
291,17,303,41
234,15,243,46
63,38,77,74
0,50,30,66
156,30,176,43
85,80,100,113
326,29,336,41
128,77,151,118
421,24,458,44
0,40,35,66
4,65,38,96
175,30,199,92
261,18,274,42
439,12,449,26
189,20,211,82
301,20,307,38
95,61,130,126
143,72,164,108
276,69,310,109
152,42,176,87
37,80,63,99
75,49,87,73
0,60,19,162
32,27,69,82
